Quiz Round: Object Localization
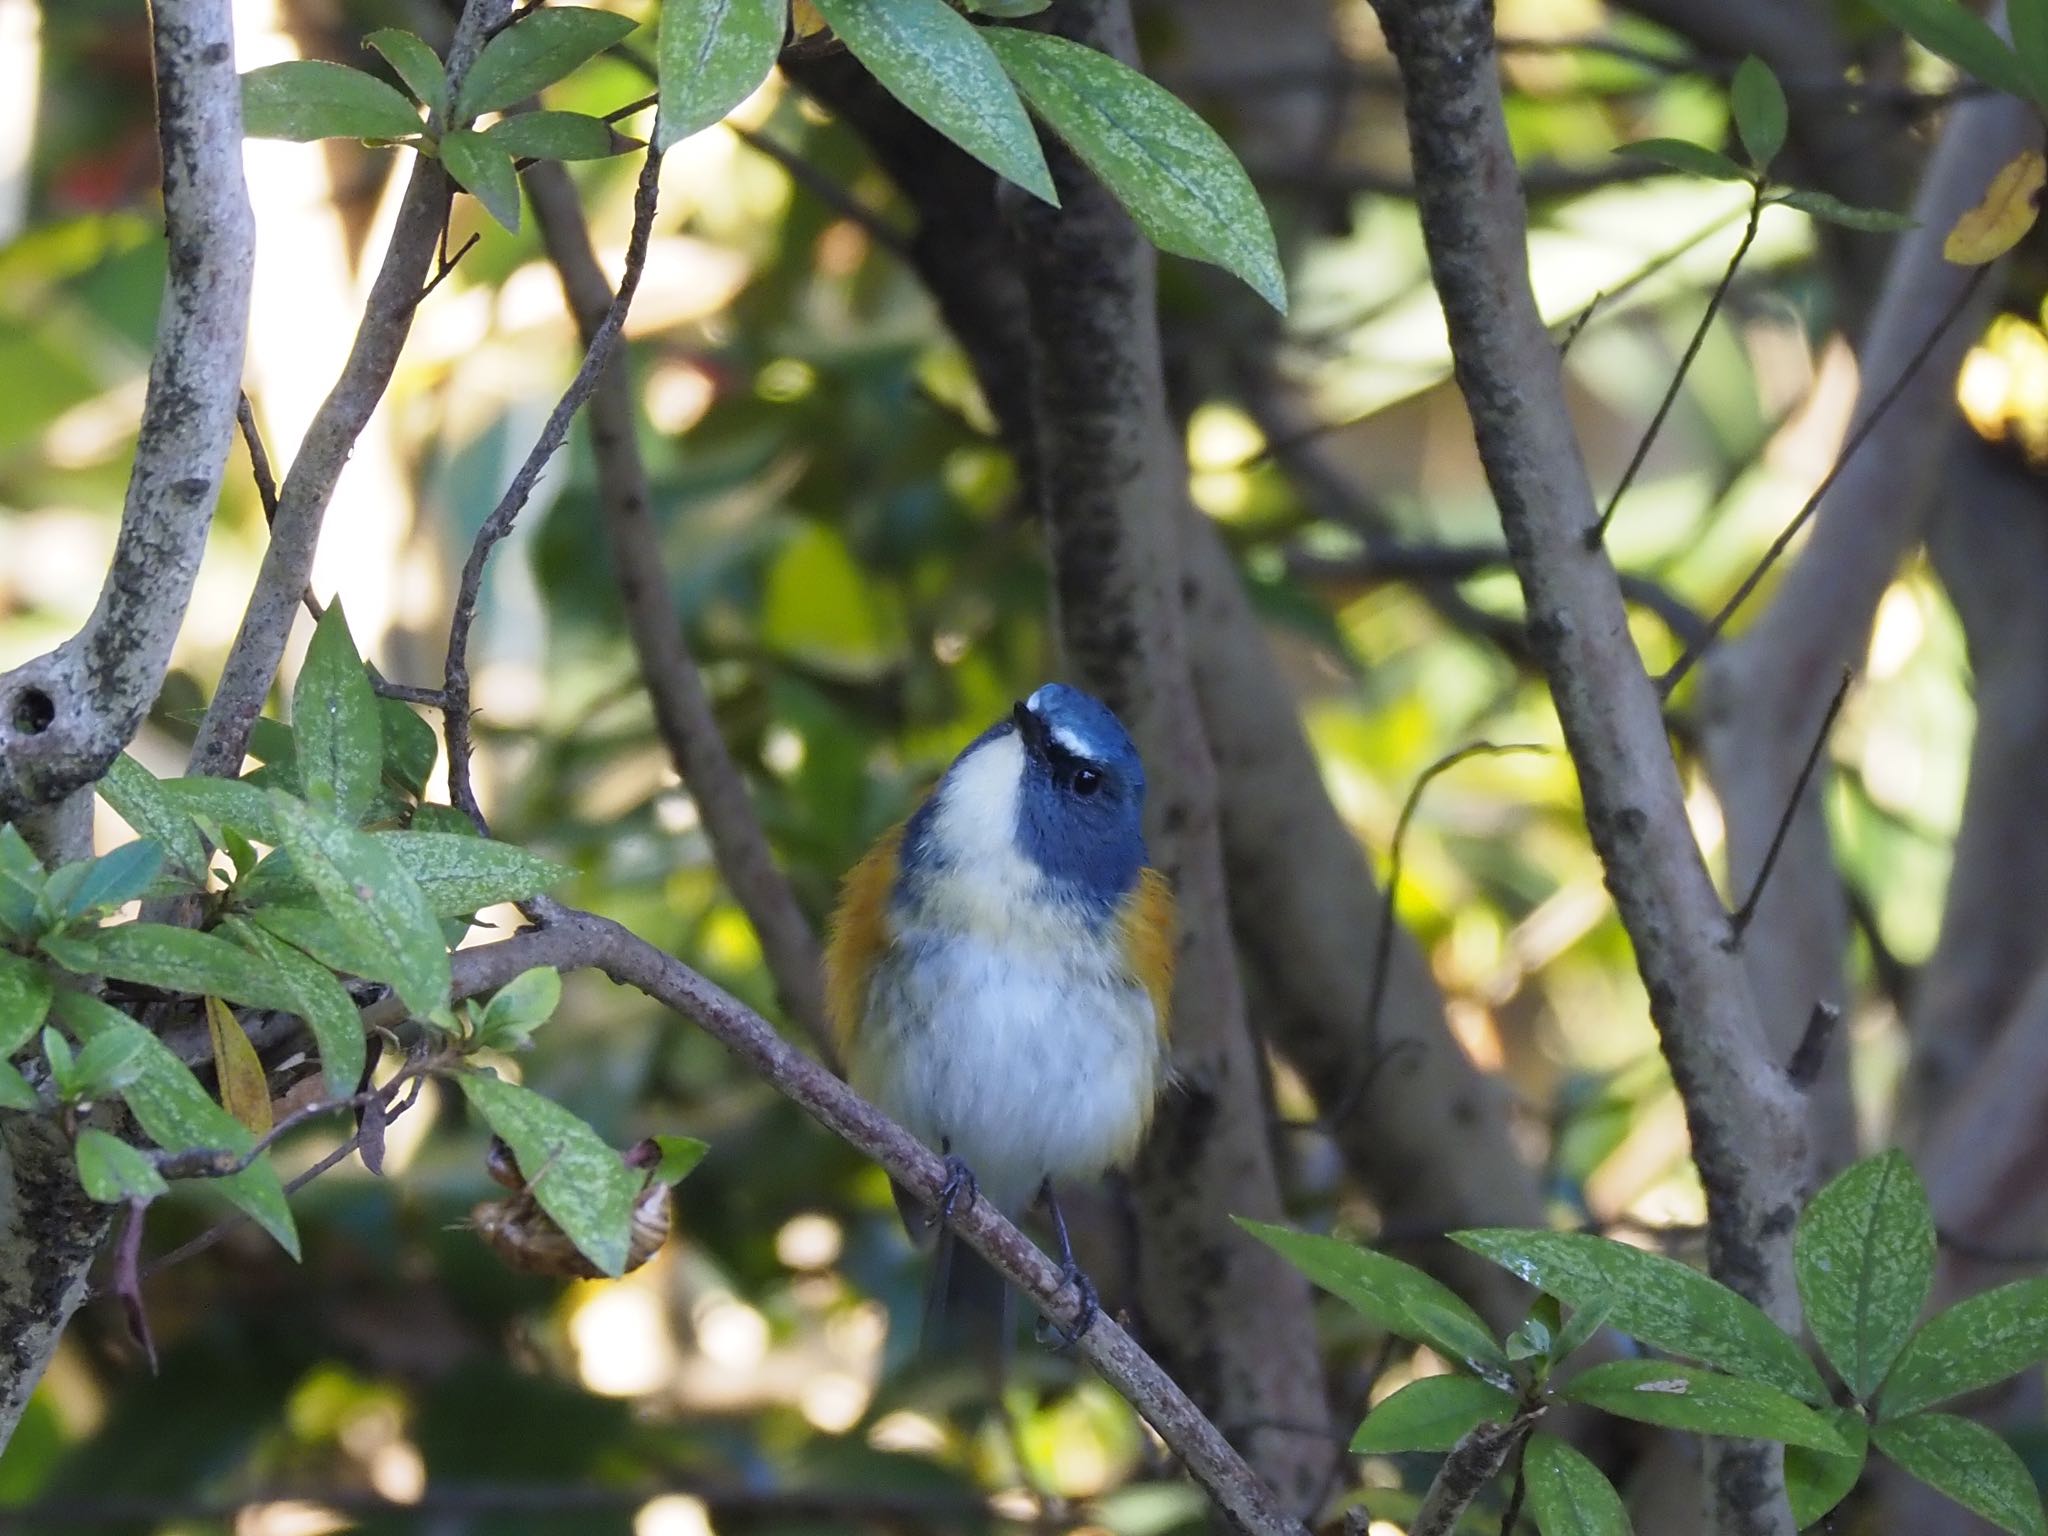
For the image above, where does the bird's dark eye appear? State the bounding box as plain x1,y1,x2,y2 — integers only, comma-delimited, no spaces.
1070,766,1102,797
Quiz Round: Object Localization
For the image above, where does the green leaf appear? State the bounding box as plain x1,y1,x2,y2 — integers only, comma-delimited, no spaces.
1238,1219,1511,1385
1776,188,1919,232
241,60,426,142
245,718,301,793
377,832,568,916
810,0,1055,204
1864,0,2040,104
456,6,640,119
74,1128,168,1204
39,924,300,1013
656,0,784,148
457,1071,641,1277
1796,1149,1934,1402
1881,1277,2048,1417
100,755,210,884
249,905,394,984
1553,1295,1614,1364
379,699,439,799
71,1029,148,1097
983,28,1286,311
1613,137,1750,182
478,966,563,1049
41,1027,78,1097
651,1134,709,1184
295,603,382,823
1730,55,1787,168
52,992,298,1257
2016,0,2048,112
1874,1413,2048,1536
1506,1315,1552,1363
1787,1409,1869,1529
1349,1375,1517,1454
265,794,449,1016
219,917,365,1098
1523,1434,1630,1536
961,0,1050,12
366,28,449,117
0,825,44,936
441,129,523,232
486,109,624,160
0,1061,38,1110
1453,1228,1826,1402
0,950,54,1054
160,776,285,846
1559,1361,1850,1452
51,842,164,921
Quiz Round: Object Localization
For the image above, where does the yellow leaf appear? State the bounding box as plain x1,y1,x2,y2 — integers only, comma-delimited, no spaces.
205,996,273,1136
1945,151,2046,265
791,1,827,38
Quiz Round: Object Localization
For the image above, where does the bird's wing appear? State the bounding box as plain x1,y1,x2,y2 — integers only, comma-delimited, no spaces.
1116,866,1177,1040
824,820,905,1053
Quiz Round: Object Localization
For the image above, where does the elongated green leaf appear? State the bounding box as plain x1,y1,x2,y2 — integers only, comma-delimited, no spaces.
1796,1149,1934,1402
366,28,448,116
0,825,42,936
2017,0,2048,110
1864,0,2039,103
1453,1228,1826,1402
160,777,284,846
1239,1220,1511,1384
53,842,164,922
1881,1277,2048,1417
42,1028,78,1097
458,1071,641,1277
456,6,640,119
100,755,210,884
295,604,382,823
265,795,449,1015
238,832,567,918
1523,1435,1630,1536
53,993,298,1257
1553,1295,1614,1364
72,1029,147,1097
811,0,1055,204
441,128,523,232
1787,1409,1869,1529
657,0,783,147
378,699,438,799
1730,56,1787,168
74,1128,169,1204
241,60,425,142
0,950,54,1053
249,905,393,985
0,1062,38,1110
1776,188,1918,232
1560,1361,1849,1451
219,917,365,1098
1613,137,1749,181
39,923,302,1013
983,29,1285,310
486,109,624,160
1350,1375,1517,1454
1874,1413,2048,1536
478,966,563,1049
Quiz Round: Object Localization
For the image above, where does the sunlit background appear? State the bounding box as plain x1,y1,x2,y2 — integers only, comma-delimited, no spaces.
0,0,2020,1529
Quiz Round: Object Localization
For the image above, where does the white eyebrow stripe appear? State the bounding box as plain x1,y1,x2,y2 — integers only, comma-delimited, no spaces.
1048,722,1094,757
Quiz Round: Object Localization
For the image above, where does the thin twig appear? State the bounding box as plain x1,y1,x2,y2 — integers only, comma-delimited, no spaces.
1658,266,1990,698
442,146,666,830
1333,741,1547,1126
414,230,481,308
148,1054,445,1181
1727,669,1853,939
1589,180,1766,546
1499,1456,1530,1535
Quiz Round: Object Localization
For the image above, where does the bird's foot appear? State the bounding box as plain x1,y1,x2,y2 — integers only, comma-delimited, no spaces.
936,1153,978,1225
1037,1260,1099,1350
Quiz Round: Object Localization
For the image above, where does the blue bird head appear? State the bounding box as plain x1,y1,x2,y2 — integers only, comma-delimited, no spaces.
900,683,1149,917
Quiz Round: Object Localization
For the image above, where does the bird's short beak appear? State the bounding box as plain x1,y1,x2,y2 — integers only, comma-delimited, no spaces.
1011,700,1045,753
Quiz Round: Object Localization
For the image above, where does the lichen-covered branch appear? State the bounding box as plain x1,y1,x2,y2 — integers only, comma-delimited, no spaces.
183,0,511,780
522,161,836,1064
1366,0,1808,1529
0,0,252,818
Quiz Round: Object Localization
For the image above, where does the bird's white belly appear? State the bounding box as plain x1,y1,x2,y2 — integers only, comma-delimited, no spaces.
853,935,1163,1212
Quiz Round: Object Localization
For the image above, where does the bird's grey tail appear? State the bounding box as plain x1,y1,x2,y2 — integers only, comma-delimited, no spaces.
923,1225,1015,1374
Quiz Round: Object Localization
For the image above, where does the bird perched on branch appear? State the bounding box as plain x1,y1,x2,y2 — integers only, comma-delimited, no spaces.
826,684,1175,1357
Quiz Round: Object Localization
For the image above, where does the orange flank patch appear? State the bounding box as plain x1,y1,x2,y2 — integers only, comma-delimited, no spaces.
825,822,904,1052
1118,866,1178,1040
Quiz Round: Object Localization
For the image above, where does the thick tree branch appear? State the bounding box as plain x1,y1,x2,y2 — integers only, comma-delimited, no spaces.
183,0,510,780
440,911,1310,1536
0,0,252,1449
0,0,252,818
1367,1,1809,1529
522,161,836,1065
1007,2,1336,1506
